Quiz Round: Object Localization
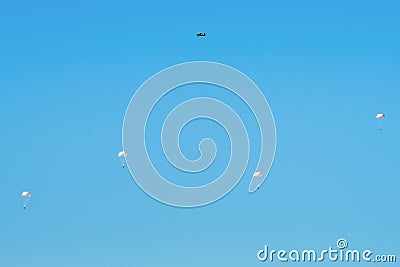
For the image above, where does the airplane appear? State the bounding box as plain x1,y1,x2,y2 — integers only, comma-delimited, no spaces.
196,33,206,37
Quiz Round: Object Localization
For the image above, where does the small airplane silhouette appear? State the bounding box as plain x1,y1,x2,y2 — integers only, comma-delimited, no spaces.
196,33,206,37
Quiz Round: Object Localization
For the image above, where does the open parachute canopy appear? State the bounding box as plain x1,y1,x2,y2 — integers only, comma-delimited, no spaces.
376,113,385,119
21,191,31,197
253,171,263,177
118,151,127,157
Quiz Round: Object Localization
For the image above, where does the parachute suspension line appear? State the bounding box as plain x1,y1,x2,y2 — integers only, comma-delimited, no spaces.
119,156,126,168
22,197,29,209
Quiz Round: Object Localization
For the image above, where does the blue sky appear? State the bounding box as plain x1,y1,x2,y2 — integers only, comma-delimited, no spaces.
1,0,399,266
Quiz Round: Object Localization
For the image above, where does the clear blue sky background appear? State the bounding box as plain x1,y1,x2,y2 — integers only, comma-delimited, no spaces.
1,0,399,266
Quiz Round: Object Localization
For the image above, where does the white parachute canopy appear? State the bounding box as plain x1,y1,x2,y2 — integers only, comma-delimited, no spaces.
118,151,127,168
21,191,31,209
118,151,127,157
21,191,31,197
253,171,263,177
376,113,385,130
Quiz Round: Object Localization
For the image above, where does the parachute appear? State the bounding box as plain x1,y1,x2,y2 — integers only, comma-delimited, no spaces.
253,171,263,177
249,172,264,191
118,151,128,168
21,191,31,209
376,113,385,130
118,151,127,157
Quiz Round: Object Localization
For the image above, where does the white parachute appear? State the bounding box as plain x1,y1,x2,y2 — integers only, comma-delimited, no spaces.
253,171,263,177
118,151,128,168
251,172,264,190
376,113,385,130
21,191,31,209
